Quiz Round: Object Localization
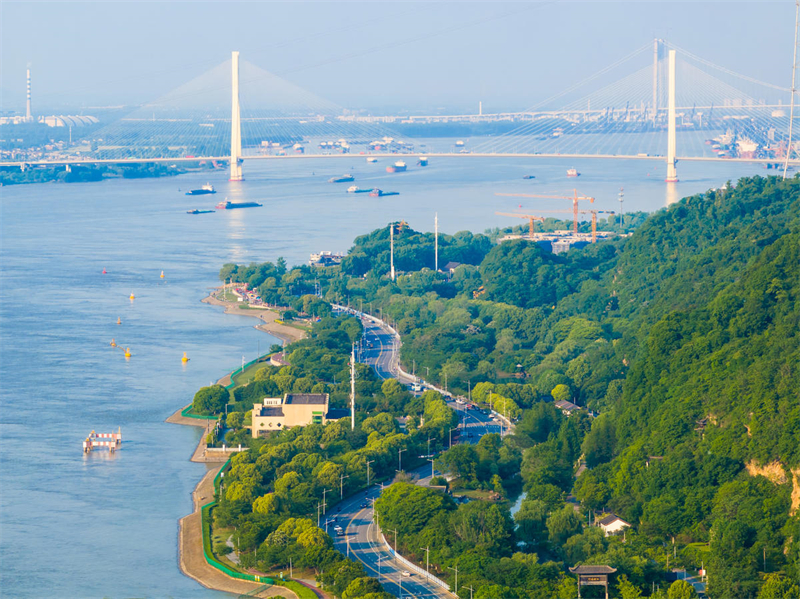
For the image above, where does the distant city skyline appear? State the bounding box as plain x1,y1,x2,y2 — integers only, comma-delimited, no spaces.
0,1,794,115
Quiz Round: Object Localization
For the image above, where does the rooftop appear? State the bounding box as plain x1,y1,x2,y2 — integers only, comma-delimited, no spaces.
256,407,285,417
569,565,617,574
284,393,328,405
597,514,629,527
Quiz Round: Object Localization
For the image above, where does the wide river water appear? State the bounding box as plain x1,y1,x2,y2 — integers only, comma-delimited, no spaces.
0,154,769,597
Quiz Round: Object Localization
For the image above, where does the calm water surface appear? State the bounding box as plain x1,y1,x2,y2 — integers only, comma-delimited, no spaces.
0,154,768,597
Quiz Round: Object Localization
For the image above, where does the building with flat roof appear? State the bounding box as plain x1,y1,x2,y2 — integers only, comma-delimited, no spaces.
251,393,346,437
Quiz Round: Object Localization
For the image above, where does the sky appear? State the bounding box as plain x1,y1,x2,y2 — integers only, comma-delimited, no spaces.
0,1,795,115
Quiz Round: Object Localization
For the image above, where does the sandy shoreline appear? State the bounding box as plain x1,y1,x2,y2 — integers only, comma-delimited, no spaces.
168,287,311,597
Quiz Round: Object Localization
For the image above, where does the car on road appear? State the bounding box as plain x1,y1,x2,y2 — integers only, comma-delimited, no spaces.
334,525,344,536
360,502,369,508
401,570,412,577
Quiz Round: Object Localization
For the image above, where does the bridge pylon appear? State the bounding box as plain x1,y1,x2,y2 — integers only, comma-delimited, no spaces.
230,51,244,181
665,48,678,182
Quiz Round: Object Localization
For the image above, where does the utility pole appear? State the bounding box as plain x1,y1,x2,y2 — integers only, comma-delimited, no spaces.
350,344,356,430
449,427,458,448
366,459,374,486
387,528,399,559
398,447,406,472
434,212,439,271
448,564,459,593
428,458,435,479
321,489,329,515
465,585,475,599
421,546,430,579
339,473,349,499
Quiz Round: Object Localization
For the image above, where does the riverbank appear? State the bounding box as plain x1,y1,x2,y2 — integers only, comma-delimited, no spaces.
169,290,313,597
201,290,308,347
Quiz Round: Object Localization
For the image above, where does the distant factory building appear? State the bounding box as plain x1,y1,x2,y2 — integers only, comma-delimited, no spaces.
250,393,348,437
39,115,99,128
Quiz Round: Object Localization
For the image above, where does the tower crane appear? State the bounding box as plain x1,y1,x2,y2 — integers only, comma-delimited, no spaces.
496,209,615,243
495,189,594,234
495,212,545,238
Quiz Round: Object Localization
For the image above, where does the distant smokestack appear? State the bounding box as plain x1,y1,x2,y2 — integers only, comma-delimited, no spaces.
26,67,32,120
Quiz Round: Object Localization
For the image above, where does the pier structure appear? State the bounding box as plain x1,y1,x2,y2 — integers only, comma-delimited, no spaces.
83,428,122,453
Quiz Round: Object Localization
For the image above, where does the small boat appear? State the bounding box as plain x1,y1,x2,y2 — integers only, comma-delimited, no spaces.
523,175,535,179
328,174,355,183
347,185,371,193
215,199,263,210
366,157,378,163
386,161,407,173
417,156,429,167
369,189,399,197
567,168,580,177
187,209,214,214
185,183,216,195
455,140,465,147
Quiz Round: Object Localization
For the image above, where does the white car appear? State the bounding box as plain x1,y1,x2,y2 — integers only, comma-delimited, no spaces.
401,570,412,577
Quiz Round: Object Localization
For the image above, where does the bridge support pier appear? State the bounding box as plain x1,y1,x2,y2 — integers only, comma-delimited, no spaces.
665,49,678,182
229,51,244,182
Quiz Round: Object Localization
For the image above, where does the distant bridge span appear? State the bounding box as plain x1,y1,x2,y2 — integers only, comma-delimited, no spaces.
3,153,798,169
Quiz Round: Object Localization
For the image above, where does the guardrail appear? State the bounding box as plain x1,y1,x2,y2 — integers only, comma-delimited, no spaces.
380,532,451,593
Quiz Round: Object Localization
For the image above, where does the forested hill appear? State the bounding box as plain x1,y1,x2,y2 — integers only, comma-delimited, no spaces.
220,175,799,597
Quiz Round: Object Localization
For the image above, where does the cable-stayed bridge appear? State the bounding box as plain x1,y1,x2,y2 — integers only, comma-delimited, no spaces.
4,39,798,181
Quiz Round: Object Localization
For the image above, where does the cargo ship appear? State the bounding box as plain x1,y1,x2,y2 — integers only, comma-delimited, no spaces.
347,185,371,193
369,189,399,197
417,156,429,167
215,199,263,210
567,168,580,177
329,174,355,183
386,161,407,173
187,209,214,214
185,183,216,195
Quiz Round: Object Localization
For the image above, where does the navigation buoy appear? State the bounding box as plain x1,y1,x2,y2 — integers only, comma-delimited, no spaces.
124,347,131,358
182,352,190,363
130,293,135,300
160,271,165,279
102,268,107,274
110,339,117,347
117,317,122,325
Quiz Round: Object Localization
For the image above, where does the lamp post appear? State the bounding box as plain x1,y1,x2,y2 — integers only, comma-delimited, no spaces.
448,565,459,593
421,546,430,579
339,473,350,499
398,448,406,472
449,427,458,448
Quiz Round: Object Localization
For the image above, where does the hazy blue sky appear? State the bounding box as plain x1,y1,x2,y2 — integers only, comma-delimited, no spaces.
0,1,794,114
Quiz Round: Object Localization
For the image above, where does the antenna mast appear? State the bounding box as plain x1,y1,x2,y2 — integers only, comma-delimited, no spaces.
390,224,396,281
350,344,356,430
784,0,800,179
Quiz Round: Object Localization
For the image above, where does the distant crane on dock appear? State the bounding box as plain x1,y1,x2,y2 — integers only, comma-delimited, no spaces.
496,208,615,242
495,189,595,234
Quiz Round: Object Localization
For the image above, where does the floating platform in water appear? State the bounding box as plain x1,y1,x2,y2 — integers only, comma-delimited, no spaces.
83,428,122,453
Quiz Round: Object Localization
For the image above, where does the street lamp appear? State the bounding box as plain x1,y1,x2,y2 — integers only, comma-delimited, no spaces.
366,459,375,487
398,448,406,472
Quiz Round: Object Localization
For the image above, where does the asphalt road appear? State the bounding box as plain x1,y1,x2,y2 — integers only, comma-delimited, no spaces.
329,306,513,598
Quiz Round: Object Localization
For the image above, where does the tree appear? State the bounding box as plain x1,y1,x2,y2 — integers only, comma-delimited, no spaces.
342,577,383,599
252,493,278,516
581,415,617,468
757,573,800,599
193,384,229,415
515,498,548,547
667,579,698,599
436,444,479,481
546,506,583,547
617,574,644,599
551,384,571,403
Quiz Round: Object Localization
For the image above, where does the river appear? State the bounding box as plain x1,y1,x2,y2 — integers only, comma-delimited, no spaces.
0,154,769,597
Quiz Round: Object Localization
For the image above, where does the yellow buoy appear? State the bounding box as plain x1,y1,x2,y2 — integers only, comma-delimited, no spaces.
111,339,117,347
160,271,165,279
117,317,122,325
129,293,135,300
182,352,189,363
124,347,131,358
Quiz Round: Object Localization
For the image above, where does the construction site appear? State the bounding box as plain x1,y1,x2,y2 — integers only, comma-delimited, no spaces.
495,188,620,253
